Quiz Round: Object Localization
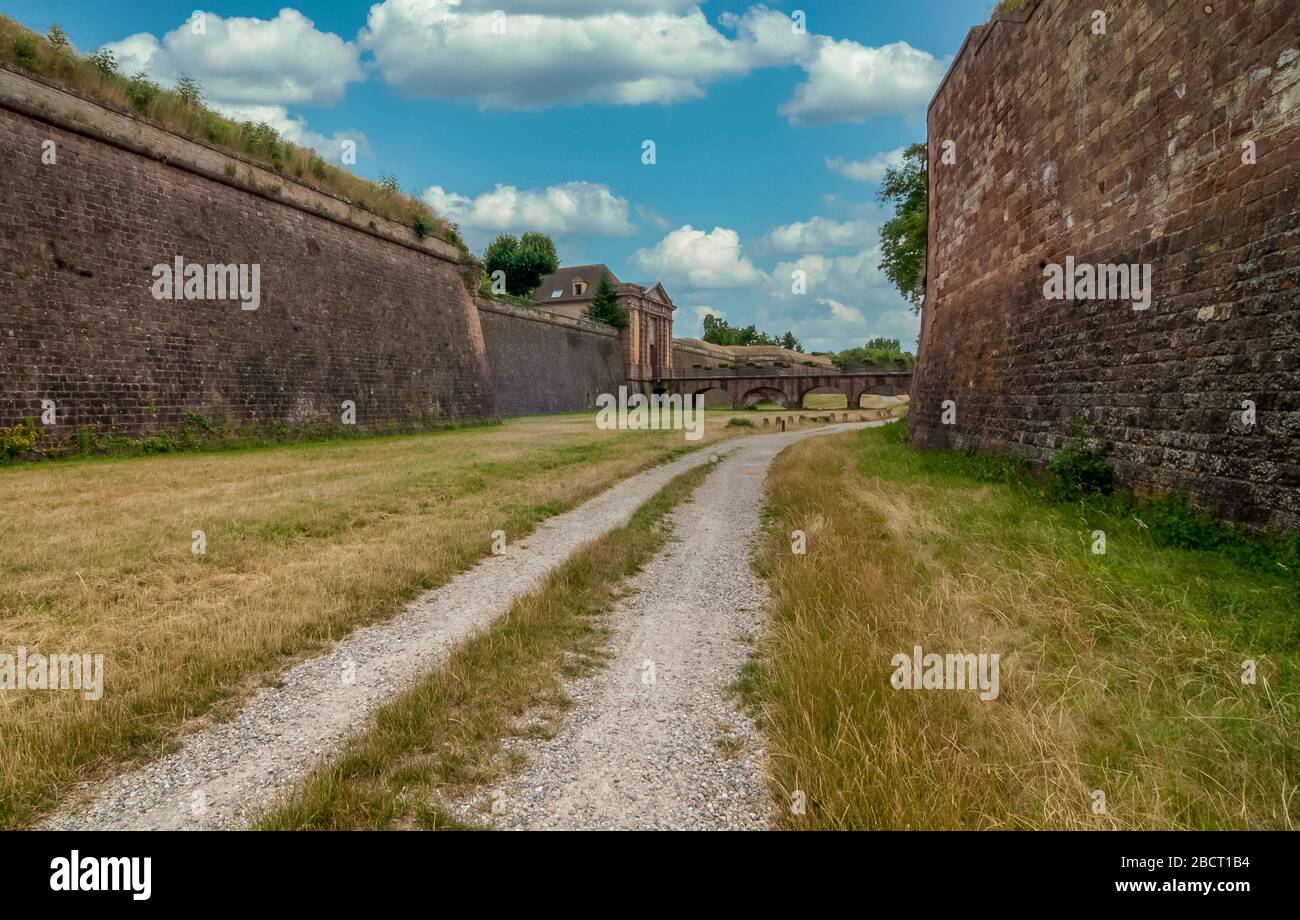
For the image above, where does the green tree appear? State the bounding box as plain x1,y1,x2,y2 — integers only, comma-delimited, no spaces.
86,47,118,77
481,232,559,297
865,337,901,352
877,141,928,312
483,234,519,293
701,315,800,350
47,25,71,53
586,271,627,328
175,75,203,107
514,232,559,294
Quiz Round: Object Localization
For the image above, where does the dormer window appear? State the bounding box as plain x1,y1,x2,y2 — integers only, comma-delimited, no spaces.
573,279,588,296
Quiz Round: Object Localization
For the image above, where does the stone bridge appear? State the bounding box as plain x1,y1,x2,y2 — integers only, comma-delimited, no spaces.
633,365,912,410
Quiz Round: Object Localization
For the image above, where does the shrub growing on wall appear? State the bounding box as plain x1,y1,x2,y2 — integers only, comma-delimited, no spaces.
1046,430,1114,501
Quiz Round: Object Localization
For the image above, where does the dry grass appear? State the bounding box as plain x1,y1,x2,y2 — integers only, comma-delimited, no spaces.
0,412,759,828
256,463,711,829
747,424,1299,829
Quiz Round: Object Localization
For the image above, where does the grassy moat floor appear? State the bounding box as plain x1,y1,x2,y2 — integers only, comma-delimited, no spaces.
0,408,866,828
749,424,1297,829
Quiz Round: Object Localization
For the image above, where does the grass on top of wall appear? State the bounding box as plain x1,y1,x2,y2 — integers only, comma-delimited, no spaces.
992,0,1030,15
0,15,465,253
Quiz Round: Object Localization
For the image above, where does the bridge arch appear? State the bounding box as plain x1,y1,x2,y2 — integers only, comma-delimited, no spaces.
739,386,791,410
692,385,733,408
798,385,849,410
853,383,907,407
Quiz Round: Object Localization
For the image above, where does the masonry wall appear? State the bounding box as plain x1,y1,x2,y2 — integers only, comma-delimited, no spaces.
0,65,495,441
476,298,625,416
910,0,1300,529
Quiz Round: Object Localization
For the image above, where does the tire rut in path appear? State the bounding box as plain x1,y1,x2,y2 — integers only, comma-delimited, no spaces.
41,444,737,830
473,422,878,830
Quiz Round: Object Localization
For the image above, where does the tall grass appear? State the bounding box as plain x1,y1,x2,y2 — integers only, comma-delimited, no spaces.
748,424,1298,829
0,16,462,250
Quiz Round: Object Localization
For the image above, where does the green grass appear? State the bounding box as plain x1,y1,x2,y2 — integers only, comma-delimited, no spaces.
256,463,711,829
747,423,1298,829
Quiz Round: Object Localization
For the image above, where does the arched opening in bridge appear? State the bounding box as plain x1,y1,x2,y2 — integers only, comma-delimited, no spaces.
800,386,848,410
739,386,790,410
693,386,732,409
856,385,910,411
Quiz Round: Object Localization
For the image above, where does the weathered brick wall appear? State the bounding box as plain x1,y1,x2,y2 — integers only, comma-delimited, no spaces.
476,298,624,416
0,65,495,441
911,0,1300,529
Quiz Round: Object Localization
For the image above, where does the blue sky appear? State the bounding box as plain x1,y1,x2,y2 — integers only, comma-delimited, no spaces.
3,0,991,351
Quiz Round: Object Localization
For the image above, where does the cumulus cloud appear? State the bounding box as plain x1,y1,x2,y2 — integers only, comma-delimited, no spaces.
752,246,920,351
762,216,876,254
439,0,702,11
361,1,943,120
825,146,908,183
106,9,363,107
630,225,764,289
362,0,753,108
422,181,635,238
779,40,947,124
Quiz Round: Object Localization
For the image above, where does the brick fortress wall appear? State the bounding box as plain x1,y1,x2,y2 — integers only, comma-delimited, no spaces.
0,65,495,441
909,0,1300,529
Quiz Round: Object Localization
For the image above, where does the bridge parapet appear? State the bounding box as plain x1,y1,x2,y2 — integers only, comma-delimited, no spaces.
636,365,912,410
658,364,911,381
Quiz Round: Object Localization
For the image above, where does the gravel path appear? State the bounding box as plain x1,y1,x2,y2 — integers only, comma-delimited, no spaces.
41,443,739,830
468,422,877,830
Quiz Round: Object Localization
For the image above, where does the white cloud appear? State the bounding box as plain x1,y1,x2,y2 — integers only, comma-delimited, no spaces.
780,40,947,125
444,0,701,11
717,6,816,67
635,203,672,231
630,225,764,289
762,216,876,253
422,181,635,237
826,146,908,183
362,0,754,108
361,1,944,121
749,245,919,351
106,9,363,107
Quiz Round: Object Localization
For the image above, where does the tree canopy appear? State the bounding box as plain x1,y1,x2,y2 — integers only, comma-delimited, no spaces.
701,315,803,352
831,339,915,369
482,232,560,297
877,142,928,312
